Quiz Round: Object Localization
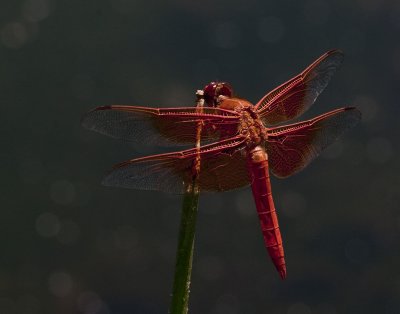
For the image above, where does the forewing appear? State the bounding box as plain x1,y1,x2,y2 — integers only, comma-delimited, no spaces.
265,107,361,178
255,50,344,125
81,105,240,146
102,136,250,193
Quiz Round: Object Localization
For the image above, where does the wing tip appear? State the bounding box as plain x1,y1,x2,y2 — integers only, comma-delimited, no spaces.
326,48,344,55
321,49,344,67
343,106,362,122
325,48,344,59
81,106,113,129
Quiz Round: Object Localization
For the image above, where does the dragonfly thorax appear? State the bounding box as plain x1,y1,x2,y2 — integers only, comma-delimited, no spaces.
237,106,267,147
218,98,267,147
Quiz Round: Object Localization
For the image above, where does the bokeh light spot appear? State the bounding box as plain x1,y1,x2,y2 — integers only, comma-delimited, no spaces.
36,212,60,237
48,271,73,297
77,291,106,314
1,22,28,49
21,0,51,22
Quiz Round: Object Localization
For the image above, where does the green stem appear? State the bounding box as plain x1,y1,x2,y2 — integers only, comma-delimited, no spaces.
169,90,203,314
169,182,199,314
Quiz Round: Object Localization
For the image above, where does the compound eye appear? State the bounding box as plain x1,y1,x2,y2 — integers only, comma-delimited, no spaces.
203,82,218,107
203,82,233,107
216,82,233,99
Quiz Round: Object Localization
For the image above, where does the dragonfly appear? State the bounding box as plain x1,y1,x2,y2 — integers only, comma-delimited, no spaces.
82,50,361,279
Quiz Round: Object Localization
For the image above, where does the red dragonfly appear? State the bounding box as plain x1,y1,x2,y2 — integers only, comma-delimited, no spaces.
82,50,361,279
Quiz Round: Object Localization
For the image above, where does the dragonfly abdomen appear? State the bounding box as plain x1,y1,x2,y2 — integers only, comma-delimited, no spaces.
247,146,287,279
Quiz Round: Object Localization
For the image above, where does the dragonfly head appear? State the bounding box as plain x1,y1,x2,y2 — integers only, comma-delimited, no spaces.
203,82,233,107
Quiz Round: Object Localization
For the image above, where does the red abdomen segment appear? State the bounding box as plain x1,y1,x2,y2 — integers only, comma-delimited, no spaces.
247,146,286,279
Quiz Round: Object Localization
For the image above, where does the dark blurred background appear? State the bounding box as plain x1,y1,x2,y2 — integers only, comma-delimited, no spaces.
1,0,399,313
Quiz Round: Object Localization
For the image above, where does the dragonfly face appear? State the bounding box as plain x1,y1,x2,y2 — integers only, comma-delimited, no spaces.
203,81,233,107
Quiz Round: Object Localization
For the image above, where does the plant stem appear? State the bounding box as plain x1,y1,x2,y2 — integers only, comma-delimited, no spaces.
169,182,199,314
169,90,204,314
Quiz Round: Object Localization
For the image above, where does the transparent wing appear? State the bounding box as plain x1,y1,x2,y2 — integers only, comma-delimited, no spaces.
81,105,240,146
255,50,344,125
265,107,361,178
102,136,250,193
